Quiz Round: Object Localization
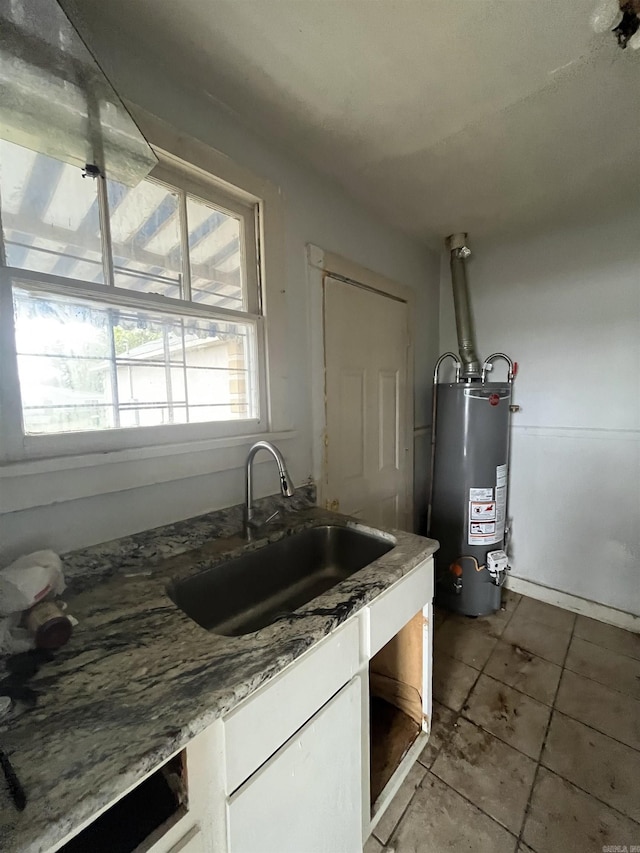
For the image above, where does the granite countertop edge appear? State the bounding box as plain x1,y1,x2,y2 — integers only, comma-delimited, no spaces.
1,497,438,853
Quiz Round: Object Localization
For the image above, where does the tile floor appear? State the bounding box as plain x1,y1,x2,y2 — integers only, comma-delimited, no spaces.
365,591,640,853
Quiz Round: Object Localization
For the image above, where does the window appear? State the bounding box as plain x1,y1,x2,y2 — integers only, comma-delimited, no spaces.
0,140,264,459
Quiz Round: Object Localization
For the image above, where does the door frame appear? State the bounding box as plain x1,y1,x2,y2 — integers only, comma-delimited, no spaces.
306,244,415,528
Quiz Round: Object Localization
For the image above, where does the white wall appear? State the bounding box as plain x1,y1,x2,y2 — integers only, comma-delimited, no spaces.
440,209,640,616
0,36,439,562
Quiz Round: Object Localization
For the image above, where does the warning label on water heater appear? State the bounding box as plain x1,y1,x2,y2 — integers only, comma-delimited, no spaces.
470,501,496,521
469,521,497,544
496,485,507,529
468,487,502,545
469,487,493,501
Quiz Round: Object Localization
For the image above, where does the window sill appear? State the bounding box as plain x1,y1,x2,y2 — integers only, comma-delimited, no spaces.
0,430,298,513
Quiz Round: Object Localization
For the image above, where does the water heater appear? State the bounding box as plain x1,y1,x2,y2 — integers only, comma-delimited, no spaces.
429,366,513,616
428,233,516,616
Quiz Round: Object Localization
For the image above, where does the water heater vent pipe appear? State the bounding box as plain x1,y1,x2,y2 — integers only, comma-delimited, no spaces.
446,232,481,378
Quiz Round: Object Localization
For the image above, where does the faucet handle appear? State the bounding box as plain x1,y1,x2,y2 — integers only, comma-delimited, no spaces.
247,508,280,534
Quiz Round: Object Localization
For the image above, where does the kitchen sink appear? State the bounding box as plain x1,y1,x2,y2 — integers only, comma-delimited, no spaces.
168,524,394,637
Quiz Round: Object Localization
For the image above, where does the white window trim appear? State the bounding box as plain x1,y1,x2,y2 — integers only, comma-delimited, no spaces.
0,107,293,504
0,429,297,513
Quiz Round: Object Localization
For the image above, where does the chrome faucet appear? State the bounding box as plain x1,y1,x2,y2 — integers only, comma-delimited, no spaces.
244,441,295,537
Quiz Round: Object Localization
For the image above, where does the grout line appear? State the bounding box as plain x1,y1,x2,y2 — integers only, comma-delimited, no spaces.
469,659,640,757
572,627,640,659
515,603,577,849
567,632,640,665
548,706,640,755
371,763,429,846
477,658,557,706
536,759,640,828
563,630,640,701
562,660,640,701
416,706,461,772
456,715,544,765
373,609,457,846
389,621,488,847
425,769,520,842
432,593,640,852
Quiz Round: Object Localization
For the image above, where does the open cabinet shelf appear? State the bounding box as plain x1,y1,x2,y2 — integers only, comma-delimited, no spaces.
369,611,424,807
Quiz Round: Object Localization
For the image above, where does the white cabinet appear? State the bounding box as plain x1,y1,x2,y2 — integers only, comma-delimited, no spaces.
223,619,360,793
367,558,432,657
48,555,434,853
227,677,363,853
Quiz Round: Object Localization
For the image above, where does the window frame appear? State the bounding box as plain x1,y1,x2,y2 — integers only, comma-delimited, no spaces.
0,147,269,463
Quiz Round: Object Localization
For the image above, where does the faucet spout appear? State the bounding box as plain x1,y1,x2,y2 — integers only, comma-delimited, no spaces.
244,440,295,537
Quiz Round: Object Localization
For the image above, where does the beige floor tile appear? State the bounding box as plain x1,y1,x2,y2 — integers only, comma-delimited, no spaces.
446,608,505,638
502,616,571,665
485,639,562,706
463,674,551,760
480,608,517,637
522,766,640,853
542,711,640,822
517,845,535,853
435,618,499,670
364,834,383,853
418,701,458,768
574,615,640,661
448,588,520,637
556,669,640,751
432,651,479,711
432,716,536,834
474,608,513,637
515,596,576,633
391,772,517,853
502,588,522,611
373,761,426,845
565,636,640,700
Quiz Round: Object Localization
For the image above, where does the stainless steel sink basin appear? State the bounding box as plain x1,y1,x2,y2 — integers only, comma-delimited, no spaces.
168,524,394,637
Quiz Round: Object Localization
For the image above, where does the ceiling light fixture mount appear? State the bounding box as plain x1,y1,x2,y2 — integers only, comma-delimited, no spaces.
591,0,640,48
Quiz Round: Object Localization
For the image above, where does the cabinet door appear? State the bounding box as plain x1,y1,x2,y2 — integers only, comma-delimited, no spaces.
227,677,363,853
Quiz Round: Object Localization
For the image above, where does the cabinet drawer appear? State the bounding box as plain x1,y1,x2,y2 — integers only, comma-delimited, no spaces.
227,677,362,853
223,617,360,792
368,557,433,657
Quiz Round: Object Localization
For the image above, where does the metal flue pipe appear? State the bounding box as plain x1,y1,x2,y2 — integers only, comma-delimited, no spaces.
446,233,480,378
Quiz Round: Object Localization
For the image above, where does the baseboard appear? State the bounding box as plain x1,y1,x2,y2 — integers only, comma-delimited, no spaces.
505,575,640,634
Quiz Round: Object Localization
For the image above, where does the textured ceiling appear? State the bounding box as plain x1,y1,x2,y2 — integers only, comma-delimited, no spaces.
68,0,640,242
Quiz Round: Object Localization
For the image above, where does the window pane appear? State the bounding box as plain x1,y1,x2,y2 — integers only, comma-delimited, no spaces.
13,289,115,434
186,196,245,310
0,140,104,282
13,286,258,434
107,178,183,298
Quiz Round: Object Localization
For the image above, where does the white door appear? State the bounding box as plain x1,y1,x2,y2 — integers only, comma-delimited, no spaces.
323,276,410,529
227,677,363,853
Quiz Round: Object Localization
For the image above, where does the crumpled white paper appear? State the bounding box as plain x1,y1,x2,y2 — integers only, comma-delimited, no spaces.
0,550,64,616
0,550,65,655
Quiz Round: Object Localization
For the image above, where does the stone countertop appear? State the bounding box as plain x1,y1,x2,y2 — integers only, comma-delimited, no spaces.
0,499,438,853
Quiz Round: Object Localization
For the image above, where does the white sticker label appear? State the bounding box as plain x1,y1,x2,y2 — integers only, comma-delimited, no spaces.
468,521,498,545
469,487,493,501
496,464,507,487
496,485,507,531
469,500,496,522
